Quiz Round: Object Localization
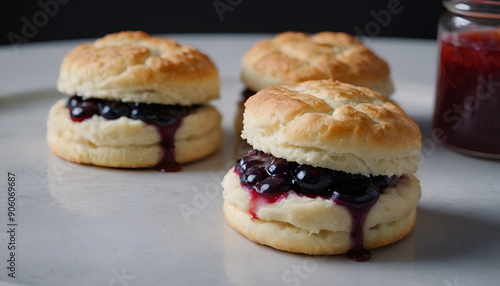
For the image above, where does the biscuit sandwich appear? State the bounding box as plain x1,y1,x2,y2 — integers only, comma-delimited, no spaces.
222,80,421,260
47,31,222,171
241,31,393,98
235,31,394,133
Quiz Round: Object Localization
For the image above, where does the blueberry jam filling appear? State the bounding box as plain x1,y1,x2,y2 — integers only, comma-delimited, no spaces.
241,88,256,101
66,95,200,172
235,149,402,261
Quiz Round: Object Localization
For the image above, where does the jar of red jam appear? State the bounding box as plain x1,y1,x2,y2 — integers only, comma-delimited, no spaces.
433,0,500,158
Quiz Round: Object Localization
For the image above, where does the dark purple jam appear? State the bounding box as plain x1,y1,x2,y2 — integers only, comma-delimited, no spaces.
345,248,371,262
235,149,401,261
66,95,200,172
242,88,256,101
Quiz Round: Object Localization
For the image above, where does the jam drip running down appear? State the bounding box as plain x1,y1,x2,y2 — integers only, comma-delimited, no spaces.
235,149,400,261
66,95,200,172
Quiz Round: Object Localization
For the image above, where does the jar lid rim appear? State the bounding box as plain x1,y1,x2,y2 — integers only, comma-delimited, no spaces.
444,0,500,19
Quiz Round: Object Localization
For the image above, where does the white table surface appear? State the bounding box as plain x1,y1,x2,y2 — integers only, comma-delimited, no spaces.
0,34,499,286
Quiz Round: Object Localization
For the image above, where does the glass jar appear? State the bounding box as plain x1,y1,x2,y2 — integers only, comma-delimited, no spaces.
433,0,500,158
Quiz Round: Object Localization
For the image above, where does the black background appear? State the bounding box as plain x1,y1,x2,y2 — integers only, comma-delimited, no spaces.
1,0,444,45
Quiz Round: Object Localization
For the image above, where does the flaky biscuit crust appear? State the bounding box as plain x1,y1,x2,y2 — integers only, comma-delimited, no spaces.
57,31,219,105
46,99,222,168
222,170,420,255
242,80,422,176
241,31,394,96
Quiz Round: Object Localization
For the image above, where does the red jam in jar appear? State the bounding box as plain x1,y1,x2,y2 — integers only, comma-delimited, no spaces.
434,27,500,158
434,29,500,158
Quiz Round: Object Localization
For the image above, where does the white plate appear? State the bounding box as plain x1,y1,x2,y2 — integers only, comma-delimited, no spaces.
0,35,499,286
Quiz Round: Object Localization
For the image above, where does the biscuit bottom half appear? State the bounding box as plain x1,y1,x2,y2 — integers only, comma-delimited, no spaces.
222,170,421,255
47,98,222,168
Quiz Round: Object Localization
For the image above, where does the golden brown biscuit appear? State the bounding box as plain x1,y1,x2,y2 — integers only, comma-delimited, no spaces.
47,99,222,168
57,31,219,105
48,31,222,170
222,170,420,255
242,80,421,176
223,79,422,257
241,31,393,96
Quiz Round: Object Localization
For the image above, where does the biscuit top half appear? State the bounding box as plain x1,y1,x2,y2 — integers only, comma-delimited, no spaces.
241,80,421,176
241,31,393,97
57,31,219,105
